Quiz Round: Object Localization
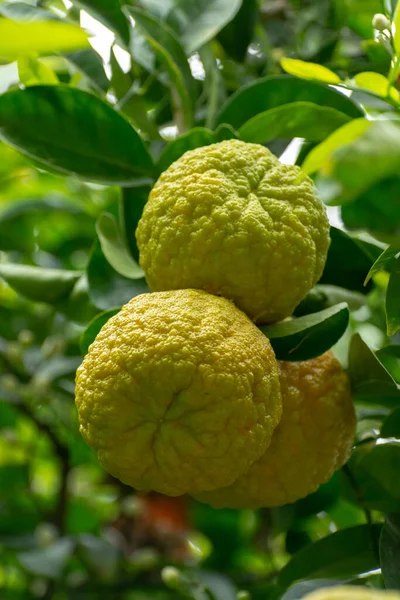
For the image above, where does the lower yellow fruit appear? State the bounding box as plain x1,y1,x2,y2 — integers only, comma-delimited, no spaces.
75,289,282,496
195,351,356,508
303,586,400,600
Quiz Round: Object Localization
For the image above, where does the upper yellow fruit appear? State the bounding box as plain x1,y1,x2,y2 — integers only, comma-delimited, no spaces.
136,139,330,324
303,586,400,600
195,351,355,508
75,289,282,496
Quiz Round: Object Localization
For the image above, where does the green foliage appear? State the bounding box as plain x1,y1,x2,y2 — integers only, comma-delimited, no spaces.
0,0,399,598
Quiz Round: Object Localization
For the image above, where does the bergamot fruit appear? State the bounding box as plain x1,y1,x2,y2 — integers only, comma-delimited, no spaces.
136,139,330,324
303,587,400,600
75,289,282,496
195,351,355,508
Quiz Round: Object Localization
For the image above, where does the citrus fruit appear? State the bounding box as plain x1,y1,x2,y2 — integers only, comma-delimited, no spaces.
75,289,282,496
303,586,400,600
195,351,355,508
136,139,330,324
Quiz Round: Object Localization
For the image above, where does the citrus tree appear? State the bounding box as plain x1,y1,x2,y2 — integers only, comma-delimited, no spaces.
0,0,400,599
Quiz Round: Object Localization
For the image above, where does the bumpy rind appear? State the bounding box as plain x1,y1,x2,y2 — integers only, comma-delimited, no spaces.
303,587,400,600
196,351,356,508
136,140,330,324
75,289,282,496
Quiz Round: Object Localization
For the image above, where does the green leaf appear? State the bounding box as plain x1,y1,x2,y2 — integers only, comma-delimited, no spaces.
281,580,347,600
87,241,149,310
80,309,120,355
387,255,400,336
127,7,195,130
341,177,400,243
157,125,238,172
320,227,383,293
96,212,144,279
217,0,257,61
18,538,75,579
326,121,400,204
214,76,363,130
281,58,341,84
0,18,89,59
377,345,400,383
0,86,155,185
294,285,366,317
394,2,400,55
0,263,80,303
168,0,242,54
348,443,400,512
59,274,98,325
302,118,371,176
0,2,59,21
381,408,400,437
120,184,151,263
380,513,400,589
65,49,109,93
348,334,400,403
18,54,59,85
364,244,400,285
260,303,349,362
279,525,381,588
75,0,130,46
353,71,399,102
239,102,350,145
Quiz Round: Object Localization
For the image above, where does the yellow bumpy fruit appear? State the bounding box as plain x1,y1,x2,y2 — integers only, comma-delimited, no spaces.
303,586,400,600
75,289,282,496
136,140,330,324
196,351,355,508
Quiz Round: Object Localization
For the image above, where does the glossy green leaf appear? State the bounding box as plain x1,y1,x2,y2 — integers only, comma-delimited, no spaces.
80,309,120,355
0,86,155,185
279,525,381,588
302,118,371,176
294,285,366,317
377,345,400,384
215,76,363,129
281,58,341,84
157,125,238,172
381,408,400,437
65,49,109,93
380,513,400,589
96,212,144,279
387,255,400,336
58,274,99,326
75,0,130,46
120,184,151,263
0,2,59,21
260,303,349,362
127,7,195,130
0,19,89,59
87,241,149,310
0,263,80,303
320,227,383,293
365,244,400,284
18,538,75,579
18,54,59,85
239,102,350,145
348,334,400,403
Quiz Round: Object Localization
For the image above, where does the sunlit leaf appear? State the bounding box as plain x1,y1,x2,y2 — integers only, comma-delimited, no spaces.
302,118,371,176
353,71,400,102
281,58,341,84
18,54,59,85
0,19,89,59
